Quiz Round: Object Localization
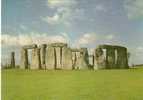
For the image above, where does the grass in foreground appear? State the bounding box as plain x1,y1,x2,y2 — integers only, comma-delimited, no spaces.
2,68,143,100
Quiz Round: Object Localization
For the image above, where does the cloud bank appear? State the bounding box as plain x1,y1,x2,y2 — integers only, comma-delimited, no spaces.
77,33,96,46
1,33,67,46
124,0,143,20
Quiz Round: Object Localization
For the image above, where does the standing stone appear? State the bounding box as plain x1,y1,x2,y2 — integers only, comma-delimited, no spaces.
94,48,106,69
55,47,62,69
20,48,28,69
45,46,56,69
72,52,77,69
81,48,89,66
74,52,80,69
40,44,47,69
23,44,37,49
62,47,73,70
31,48,41,69
74,49,89,70
11,52,15,68
123,48,129,68
115,49,118,66
93,57,98,70
89,55,94,67
116,47,128,68
94,45,129,69
106,48,115,69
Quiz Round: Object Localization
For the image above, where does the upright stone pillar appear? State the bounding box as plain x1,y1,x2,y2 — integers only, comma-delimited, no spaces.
74,49,89,70
21,48,28,69
11,52,15,68
45,46,56,69
94,45,129,69
55,47,62,69
81,48,89,66
40,44,47,69
89,55,94,69
116,47,128,68
94,48,106,69
106,48,115,69
74,52,80,69
72,52,77,69
124,48,129,68
31,48,41,69
79,53,88,69
62,47,73,70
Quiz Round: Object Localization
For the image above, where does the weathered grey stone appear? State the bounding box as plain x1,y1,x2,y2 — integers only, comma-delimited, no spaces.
94,45,128,69
106,48,115,69
94,48,106,69
72,52,77,69
23,44,37,49
74,48,89,70
11,52,15,68
45,46,56,69
71,48,82,52
19,43,129,70
20,49,28,69
81,48,89,65
31,48,41,69
62,47,73,70
39,44,47,48
55,47,62,69
89,55,94,66
116,47,128,68
49,43,67,47
74,52,80,69
40,44,47,69
74,52,87,69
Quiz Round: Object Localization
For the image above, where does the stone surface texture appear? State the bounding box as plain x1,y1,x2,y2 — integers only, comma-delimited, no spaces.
20,43,128,70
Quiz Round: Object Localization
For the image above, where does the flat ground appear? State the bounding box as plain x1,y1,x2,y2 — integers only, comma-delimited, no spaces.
2,68,143,100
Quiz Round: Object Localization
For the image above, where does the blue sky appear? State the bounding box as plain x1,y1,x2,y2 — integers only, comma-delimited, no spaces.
2,0,143,65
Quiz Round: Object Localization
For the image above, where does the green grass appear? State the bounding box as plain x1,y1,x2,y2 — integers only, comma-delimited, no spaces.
2,68,143,100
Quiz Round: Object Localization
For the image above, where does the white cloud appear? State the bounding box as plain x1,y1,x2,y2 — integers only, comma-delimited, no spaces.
72,33,117,47
71,8,86,21
2,32,97,48
42,7,72,25
124,0,143,20
76,33,96,47
60,32,70,44
105,34,114,40
47,0,76,8
2,33,67,46
42,14,60,25
136,46,143,53
43,0,84,26
19,24,27,31
129,46,143,65
95,4,107,12
43,4,72,25
2,34,20,46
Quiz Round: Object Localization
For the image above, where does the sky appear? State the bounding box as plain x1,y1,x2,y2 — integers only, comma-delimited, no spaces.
1,0,143,65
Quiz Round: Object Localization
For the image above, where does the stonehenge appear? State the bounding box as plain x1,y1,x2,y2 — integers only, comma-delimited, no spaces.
10,52,15,68
31,48,41,69
62,47,73,70
21,48,28,69
39,44,47,69
94,45,128,69
20,44,41,69
46,46,56,69
20,43,129,70
72,48,89,69
45,43,71,69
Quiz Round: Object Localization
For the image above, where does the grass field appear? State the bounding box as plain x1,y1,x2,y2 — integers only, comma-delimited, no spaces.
2,68,143,100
